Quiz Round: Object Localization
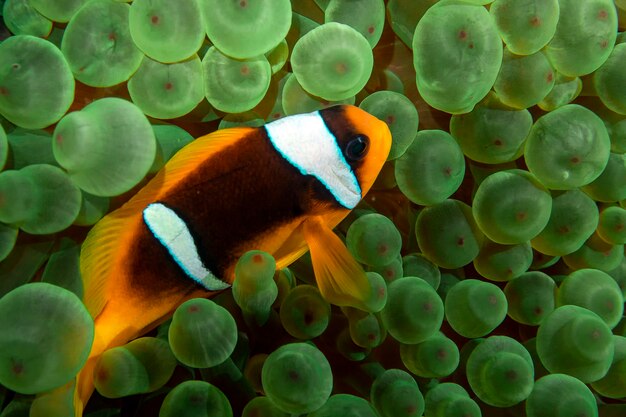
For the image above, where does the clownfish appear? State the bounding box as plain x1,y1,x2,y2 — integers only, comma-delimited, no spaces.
72,105,391,414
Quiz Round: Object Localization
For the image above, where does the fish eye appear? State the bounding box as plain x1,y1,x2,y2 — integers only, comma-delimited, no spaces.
344,134,369,162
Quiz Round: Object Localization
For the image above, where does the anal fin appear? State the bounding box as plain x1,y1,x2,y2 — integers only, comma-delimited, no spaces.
302,216,371,310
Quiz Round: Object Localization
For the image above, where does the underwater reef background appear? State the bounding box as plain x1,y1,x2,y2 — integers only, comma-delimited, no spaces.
0,0,626,416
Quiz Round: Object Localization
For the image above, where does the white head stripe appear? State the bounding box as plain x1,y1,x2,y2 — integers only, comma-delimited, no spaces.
143,203,230,291
265,111,361,209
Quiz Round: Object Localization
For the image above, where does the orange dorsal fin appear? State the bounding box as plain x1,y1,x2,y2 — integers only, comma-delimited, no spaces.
302,216,371,310
80,127,254,318
80,211,131,318
139,127,254,197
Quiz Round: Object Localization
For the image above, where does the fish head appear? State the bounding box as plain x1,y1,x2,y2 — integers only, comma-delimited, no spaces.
319,105,392,202
265,105,392,210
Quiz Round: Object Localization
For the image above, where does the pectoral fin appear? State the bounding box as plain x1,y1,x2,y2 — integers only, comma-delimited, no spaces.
302,217,370,310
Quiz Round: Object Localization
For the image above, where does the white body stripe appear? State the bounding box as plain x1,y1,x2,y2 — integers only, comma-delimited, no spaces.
265,111,361,209
143,203,230,291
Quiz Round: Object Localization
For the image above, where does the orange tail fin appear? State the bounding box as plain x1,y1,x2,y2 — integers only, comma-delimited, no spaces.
72,291,205,416
72,300,147,416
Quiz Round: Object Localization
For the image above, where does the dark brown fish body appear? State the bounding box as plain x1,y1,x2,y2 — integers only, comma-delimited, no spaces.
73,105,392,416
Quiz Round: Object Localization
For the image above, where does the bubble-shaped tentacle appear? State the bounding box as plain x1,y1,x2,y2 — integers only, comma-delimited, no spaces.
473,240,533,282
526,374,598,417
493,48,555,109
159,380,233,417
489,0,559,55
536,305,614,382
261,343,333,414
416,199,484,268
396,130,465,205
400,333,459,378
472,169,552,244
168,298,238,368
412,2,503,113
582,152,626,202
129,0,204,63
450,93,532,164
346,213,402,267
324,0,385,48
381,277,444,344
279,284,330,339
0,283,94,394
128,56,204,120
591,335,626,399
53,97,156,197
556,268,624,328
401,254,440,289
233,250,278,325
531,189,599,256
597,206,626,244
202,46,271,113
544,0,617,76
308,394,379,417
0,164,81,234
3,0,53,37
202,0,292,59
537,72,582,111
0,35,74,129
370,369,425,417
504,271,556,326
525,104,611,190
445,279,508,338
291,22,373,101
61,0,143,87
424,382,481,417
466,336,534,407
562,232,624,272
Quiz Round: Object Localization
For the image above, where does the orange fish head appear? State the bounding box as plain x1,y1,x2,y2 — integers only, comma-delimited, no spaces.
331,104,392,198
